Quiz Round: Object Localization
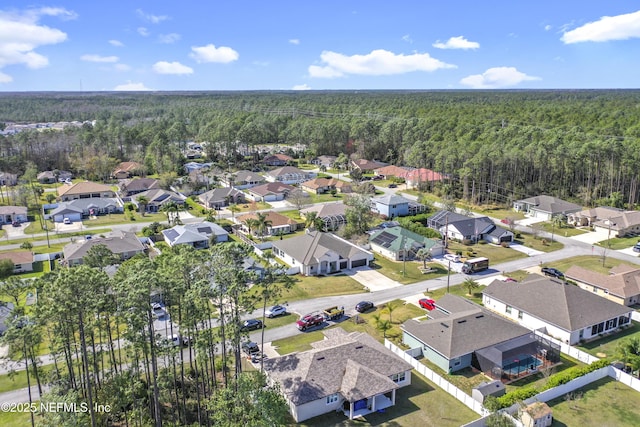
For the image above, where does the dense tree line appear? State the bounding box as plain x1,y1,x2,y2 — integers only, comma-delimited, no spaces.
1,90,640,206
0,243,291,426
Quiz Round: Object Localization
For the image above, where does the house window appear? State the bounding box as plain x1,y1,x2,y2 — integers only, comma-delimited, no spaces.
326,393,339,405
506,306,512,314
619,315,630,325
605,318,618,330
391,372,406,383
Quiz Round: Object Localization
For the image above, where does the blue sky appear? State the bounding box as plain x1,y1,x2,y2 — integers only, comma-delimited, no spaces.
0,1,639,91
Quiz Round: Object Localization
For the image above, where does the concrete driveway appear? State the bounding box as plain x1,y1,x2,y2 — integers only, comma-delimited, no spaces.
3,222,29,238
569,228,611,245
345,267,403,292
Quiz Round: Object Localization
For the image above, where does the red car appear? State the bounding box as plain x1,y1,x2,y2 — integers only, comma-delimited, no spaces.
418,298,436,310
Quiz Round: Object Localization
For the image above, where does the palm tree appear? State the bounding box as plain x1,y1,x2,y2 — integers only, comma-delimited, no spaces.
137,196,149,216
373,314,392,339
385,301,398,324
228,203,240,219
463,278,480,296
304,211,324,232
243,218,260,237
415,248,432,269
255,212,273,241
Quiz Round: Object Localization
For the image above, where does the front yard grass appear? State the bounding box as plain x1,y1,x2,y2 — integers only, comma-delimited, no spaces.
307,193,344,203
371,256,448,284
270,274,365,304
514,232,564,252
576,321,640,359
547,377,640,427
547,255,627,275
598,235,640,250
537,222,588,237
427,283,485,306
447,241,527,264
300,372,478,427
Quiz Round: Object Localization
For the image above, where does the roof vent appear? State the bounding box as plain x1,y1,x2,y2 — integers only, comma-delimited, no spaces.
457,320,467,324
475,315,484,319
316,356,325,361
440,323,449,328
355,345,363,350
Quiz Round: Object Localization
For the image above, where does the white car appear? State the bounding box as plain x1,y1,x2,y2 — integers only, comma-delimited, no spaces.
265,305,287,318
444,253,461,263
63,217,72,225
151,302,166,318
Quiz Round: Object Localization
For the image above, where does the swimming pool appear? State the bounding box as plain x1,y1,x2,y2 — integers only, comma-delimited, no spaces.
503,355,542,376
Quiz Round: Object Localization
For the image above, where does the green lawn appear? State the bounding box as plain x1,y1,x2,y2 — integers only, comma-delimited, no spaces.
548,377,640,427
576,321,640,359
427,283,485,305
537,222,588,237
469,206,525,221
598,235,640,250
266,274,365,304
83,212,166,227
514,232,564,252
300,372,478,427
307,193,344,203
0,410,34,427
547,255,628,276
371,256,448,284
447,241,527,264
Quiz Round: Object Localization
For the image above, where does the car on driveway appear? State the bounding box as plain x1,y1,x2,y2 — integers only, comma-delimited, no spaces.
633,243,640,253
418,298,436,310
240,319,264,332
63,217,72,225
265,305,287,318
541,267,564,279
355,301,374,313
11,221,21,227
388,183,397,188
151,302,166,318
444,253,461,263
242,341,260,356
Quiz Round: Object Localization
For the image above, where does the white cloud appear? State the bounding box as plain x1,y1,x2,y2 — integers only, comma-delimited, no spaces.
402,34,413,43
289,39,300,45
114,81,152,91
0,71,12,83
433,36,480,50
158,33,180,44
189,44,239,63
81,54,119,63
0,7,71,81
544,25,552,31
138,27,150,37
308,49,455,78
136,9,168,24
561,10,640,43
114,63,131,71
109,39,124,47
460,67,540,89
292,84,311,90
152,61,193,75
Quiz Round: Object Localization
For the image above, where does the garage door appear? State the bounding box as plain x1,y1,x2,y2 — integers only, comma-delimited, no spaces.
351,259,367,268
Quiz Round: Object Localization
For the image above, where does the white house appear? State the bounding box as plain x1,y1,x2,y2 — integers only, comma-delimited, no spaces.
482,274,633,345
264,166,315,185
513,195,582,221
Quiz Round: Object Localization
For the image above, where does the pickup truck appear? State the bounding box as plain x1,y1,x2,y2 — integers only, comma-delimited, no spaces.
296,313,324,331
323,306,344,321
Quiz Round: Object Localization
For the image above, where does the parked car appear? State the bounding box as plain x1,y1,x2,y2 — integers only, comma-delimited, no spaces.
296,313,324,331
63,217,71,224
633,243,640,253
11,221,20,227
372,175,384,181
541,267,564,279
242,341,260,356
265,305,287,318
151,303,166,319
444,253,461,263
240,319,264,331
388,183,397,188
418,298,436,310
355,301,374,313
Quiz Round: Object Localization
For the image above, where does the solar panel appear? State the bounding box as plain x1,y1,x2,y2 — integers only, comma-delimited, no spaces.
371,231,397,248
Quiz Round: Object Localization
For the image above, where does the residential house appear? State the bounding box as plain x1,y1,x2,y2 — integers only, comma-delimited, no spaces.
131,189,185,213
0,206,28,224
120,178,160,198
0,251,34,274
112,161,144,179
264,328,413,422
371,194,426,219
300,177,338,194
374,165,411,179
246,182,295,202
235,211,300,237
590,210,640,237
161,221,229,248
402,295,558,380
521,402,553,427
349,159,386,173
263,153,293,166
567,206,624,227
220,170,266,189
482,274,634,345
334,180,353,194
272,230,373,275
49,198,122,223
37,170,72,184
198,187,245,209
0,302,14,335
264,166,315,185
62,230,145,266
427,210,513,244
183,162,214,174
513,195,582,221
310,155,337,168
405,168,444,189
369,226,445,261
57,181,117,202
0,172,18,186
300,202,347,231
565,264,640,307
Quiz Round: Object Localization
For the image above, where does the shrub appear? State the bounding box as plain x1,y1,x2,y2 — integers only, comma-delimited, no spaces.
462,238,473,246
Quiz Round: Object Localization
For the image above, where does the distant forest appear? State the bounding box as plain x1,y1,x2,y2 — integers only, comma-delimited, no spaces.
1,89,639,208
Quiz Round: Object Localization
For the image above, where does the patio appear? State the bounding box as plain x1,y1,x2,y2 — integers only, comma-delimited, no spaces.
343,392,395,419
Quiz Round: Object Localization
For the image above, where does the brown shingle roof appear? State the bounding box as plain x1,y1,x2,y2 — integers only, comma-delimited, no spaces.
57,181,114,197
236,211,297,227
0,251,32,264
565,264,640,299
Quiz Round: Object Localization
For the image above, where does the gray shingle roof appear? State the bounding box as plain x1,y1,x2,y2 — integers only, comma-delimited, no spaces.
483,274,633,331
272,231,369,265
402,294,531,359
371,194,411,206
63,230,145,263
264,329,412,405
517,195,582,215
162,221,228,245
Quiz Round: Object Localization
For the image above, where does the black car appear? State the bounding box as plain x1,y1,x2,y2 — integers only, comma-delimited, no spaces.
242,341,260,356
355,301,374,313
240,319,264,331
541,267,564,279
